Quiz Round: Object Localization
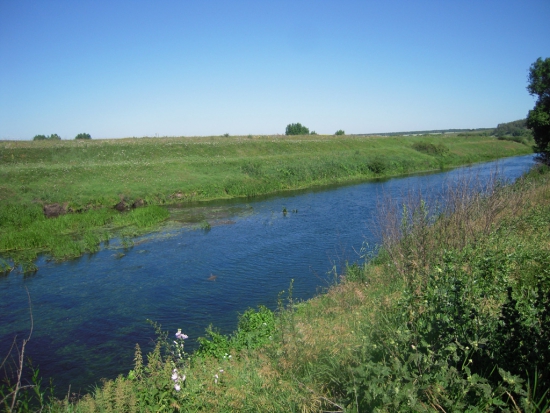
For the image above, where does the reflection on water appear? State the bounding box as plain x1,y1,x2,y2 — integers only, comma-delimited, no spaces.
0,155,535,395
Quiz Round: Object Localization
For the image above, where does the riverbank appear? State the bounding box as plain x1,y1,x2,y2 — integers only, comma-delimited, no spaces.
0,133,532,269
13,161,547,412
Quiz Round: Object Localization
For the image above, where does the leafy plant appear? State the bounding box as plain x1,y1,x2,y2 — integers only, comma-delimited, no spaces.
367,156,387,174
196,306,275,359
285,123,310,135
32,134,61,141
526,57,550,164
335,129,345,136
75,133,91,140
412,141,449,156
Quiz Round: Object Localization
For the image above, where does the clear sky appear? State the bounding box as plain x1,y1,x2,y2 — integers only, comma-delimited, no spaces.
1,0,549,139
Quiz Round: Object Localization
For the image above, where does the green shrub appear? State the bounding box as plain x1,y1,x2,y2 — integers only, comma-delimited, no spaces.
411,141,449,156
367,156,387,174
75,133,92,140
33,134,61,141
335,129,345,136
285,123,310,135
195,306,275,359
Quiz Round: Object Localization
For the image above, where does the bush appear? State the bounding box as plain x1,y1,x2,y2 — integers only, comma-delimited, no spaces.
367,157,387,174
195,306,275,359
412,141,449,156
75,133,92,140
33,134,61,141
335,130,345,136
285,123,310,135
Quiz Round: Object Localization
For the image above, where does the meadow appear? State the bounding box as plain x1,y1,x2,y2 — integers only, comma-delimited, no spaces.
4,160,548,412
0,133,532,268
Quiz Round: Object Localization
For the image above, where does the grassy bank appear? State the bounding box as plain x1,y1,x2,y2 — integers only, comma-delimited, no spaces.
5,164,549,412
0,133,532,268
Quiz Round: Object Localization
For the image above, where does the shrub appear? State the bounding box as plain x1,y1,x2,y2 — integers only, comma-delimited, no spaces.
75,133,92,140
33,134,61,141
367,157,387,174
285,123,310,135
195,306,275,359
335,130,345,136
412,141,449,156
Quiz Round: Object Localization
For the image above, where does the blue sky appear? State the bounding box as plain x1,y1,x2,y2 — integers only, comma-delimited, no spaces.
1,0,549,139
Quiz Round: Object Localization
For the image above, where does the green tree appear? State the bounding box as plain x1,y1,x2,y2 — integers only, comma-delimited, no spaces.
33,134,47,141
335,129,345,136
285,123,309,135
526,57,550,164
49,133,61,140
75,133,92,140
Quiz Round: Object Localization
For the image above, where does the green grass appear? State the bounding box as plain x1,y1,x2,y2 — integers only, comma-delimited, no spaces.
6,164,549,413
0,133,532,206
0,133,532,268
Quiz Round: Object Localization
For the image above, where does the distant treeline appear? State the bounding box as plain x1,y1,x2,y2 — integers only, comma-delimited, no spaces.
493,119,531,138
359,128,494,137
358,119,533,142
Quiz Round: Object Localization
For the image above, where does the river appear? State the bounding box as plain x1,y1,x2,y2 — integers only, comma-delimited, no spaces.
0,154,535,395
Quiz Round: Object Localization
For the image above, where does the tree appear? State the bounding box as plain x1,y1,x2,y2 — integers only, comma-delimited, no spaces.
285,123,309,135
33,134,61,141
335,130,345,136
526,57,550,164
75,133,92,140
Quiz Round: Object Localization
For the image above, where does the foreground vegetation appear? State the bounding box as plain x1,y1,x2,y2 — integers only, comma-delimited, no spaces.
0,133,532,268
3,163,549,412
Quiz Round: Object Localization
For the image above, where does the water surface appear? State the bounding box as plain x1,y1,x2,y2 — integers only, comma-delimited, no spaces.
0,155,535,395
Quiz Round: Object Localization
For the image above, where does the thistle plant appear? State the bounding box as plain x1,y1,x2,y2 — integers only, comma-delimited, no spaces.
170,329,188,391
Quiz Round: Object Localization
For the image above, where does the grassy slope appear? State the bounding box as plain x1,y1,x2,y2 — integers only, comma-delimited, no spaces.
0,134,532,267
33,166,549,413
0,134,531,206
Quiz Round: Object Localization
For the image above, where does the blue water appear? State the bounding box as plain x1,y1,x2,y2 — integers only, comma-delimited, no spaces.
0,155,535,395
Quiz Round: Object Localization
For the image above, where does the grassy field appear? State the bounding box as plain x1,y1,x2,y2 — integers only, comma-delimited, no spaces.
0,133,532,268
5,163,548,412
